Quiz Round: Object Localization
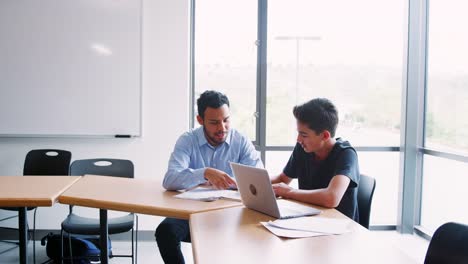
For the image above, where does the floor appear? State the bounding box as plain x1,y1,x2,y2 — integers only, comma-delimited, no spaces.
0,230,429,263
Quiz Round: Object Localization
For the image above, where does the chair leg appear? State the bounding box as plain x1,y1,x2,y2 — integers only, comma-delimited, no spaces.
60,230,64,264
68,233,73,263
131,226,134,264
135,214,138,264
33,208,37,264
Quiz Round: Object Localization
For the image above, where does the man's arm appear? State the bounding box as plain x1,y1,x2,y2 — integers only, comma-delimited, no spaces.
204,167,237,190
162,134,207,191
163,133,238,191
272,175,350,208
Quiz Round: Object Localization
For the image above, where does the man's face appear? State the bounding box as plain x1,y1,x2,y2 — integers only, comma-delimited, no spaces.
197,104,231,146
296,121,325,153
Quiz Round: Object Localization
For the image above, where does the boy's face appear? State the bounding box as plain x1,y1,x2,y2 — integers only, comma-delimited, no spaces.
296,121,326,153
197,104,231,146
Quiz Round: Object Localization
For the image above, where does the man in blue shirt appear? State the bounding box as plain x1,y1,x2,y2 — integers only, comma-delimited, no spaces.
271,98,360,221
156,90,263,263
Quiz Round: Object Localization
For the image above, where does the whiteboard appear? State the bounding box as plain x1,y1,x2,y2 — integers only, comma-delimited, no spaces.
0,0,141,137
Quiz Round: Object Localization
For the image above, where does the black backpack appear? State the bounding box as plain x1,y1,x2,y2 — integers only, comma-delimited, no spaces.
41,233,112,264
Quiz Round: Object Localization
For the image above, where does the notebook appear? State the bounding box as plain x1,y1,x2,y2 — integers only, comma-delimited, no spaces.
230,162,321,219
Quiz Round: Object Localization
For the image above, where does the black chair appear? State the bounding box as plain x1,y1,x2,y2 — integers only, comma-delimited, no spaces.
61,158,138,263
424,222,468,264
0,149,71,263
357,174,376,229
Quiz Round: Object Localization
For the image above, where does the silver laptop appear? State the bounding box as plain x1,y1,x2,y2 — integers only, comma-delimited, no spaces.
230,162,321,219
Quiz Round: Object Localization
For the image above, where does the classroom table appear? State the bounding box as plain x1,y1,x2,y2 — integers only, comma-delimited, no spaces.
0,176,81,264
190,206,417,264
58,175,242,264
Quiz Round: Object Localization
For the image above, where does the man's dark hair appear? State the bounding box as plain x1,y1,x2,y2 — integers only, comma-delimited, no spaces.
197,90,230,119
293,98,338,137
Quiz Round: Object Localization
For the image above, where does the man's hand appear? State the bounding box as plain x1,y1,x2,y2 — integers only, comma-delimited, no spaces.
272,182,293,198
204,167,237,190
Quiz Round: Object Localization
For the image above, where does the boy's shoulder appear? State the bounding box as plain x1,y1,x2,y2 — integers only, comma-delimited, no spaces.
335,138,355,151
330,138,357,160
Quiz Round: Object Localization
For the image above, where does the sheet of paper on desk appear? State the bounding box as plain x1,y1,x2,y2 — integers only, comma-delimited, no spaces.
261,222,327,238
174,187,241,202
268,217,352,235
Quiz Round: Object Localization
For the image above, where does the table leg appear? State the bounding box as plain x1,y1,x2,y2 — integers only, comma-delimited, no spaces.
18,207,28,264
99,209,109,264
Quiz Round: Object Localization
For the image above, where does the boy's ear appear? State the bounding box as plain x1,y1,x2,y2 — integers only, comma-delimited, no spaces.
322,130,331,140
196,115,204,126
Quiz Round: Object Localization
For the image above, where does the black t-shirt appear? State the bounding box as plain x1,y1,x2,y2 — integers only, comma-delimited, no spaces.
283,138,360,221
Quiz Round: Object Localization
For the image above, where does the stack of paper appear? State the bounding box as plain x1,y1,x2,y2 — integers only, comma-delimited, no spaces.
174,187,241,202
261,217,352,238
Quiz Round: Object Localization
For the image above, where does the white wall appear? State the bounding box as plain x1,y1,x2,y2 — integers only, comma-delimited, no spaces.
0,0,190,231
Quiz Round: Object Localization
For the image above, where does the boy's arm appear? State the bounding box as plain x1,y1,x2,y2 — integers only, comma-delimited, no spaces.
271,172,292,184
273,175,350,208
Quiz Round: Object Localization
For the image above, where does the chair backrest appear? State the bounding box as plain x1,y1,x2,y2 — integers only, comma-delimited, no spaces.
357,174,376,229
69,158,134,178
23,149,71,175
424,222,468,264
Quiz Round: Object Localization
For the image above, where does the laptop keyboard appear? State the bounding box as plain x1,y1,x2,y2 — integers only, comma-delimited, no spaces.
280,208,311,219
277,199,321,219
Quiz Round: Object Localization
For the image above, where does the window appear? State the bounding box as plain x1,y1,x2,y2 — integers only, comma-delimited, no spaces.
358,152,399,225
192,0,258,141
421,155,468,231
266,0,405,147
421,0,468,232
425,0,468,155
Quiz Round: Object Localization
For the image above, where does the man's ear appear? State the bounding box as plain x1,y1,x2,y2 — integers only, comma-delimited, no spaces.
196,115,204,126
322,130,331,140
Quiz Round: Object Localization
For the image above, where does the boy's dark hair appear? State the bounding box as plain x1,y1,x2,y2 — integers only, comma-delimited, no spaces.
293,98,338,137
197,90,230,119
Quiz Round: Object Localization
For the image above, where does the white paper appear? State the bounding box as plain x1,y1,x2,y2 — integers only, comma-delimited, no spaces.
174,187,241,202
268,217,352,235
260,222,327,238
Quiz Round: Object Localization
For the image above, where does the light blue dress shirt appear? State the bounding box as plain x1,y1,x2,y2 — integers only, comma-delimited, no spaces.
162,127,263,191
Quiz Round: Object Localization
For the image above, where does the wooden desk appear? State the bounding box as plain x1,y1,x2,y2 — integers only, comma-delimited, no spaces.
0,176,81,264
58,175,242,264
190,206,417,264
